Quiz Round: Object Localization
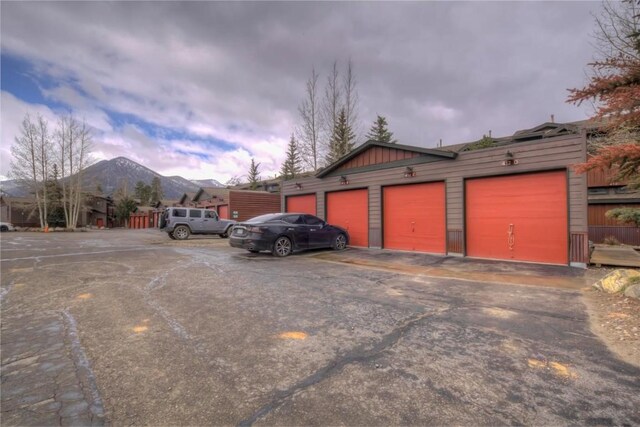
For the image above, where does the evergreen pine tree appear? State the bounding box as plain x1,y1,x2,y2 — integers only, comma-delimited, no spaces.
365,115,397,143
280,133,302,180
134,181,152,205
326,108,356,165
115,197,138,228
248,158,261,190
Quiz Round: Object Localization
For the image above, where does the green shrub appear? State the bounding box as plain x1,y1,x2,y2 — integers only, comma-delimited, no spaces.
605,207,640,227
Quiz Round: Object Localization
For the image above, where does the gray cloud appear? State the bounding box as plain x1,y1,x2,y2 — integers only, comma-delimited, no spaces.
1,1,599,180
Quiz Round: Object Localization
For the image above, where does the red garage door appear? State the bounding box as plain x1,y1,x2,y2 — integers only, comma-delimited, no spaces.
326,189,368,247
286,194,316,215
465,171,568,265
218,205,229,219
383,182,446,253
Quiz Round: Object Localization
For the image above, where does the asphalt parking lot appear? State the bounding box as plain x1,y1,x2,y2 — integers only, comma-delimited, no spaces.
1,230,639,426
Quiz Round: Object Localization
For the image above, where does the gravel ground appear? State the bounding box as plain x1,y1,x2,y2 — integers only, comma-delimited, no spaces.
583,288,640,367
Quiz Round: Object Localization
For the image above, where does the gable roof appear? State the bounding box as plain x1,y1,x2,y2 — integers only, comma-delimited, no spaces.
316,140,457,178
511,122,579,141
443,121,585,154
178,192,196,204
193,187,229,202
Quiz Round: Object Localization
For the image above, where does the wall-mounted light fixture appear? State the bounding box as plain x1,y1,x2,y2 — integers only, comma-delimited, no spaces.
340,176,349,185
404,166,416,178
295,182,303,190
502,150,519,166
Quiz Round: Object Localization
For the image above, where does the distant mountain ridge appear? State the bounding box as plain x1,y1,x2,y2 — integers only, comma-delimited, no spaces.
190,178,225,188
0,156,224,199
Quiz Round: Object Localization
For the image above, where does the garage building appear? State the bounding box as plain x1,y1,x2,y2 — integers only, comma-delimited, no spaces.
282,125,589,267
182,188,281,221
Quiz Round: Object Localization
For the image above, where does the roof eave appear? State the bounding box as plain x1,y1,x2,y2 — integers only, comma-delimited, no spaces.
316,140,457,178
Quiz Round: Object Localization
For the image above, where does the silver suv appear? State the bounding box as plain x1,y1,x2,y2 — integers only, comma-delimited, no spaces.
160,208,236,240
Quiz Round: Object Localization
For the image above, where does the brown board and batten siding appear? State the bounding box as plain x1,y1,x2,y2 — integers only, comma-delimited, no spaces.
282,133,588,266
588,203,640,246
337,146,421,171
229,191,281,222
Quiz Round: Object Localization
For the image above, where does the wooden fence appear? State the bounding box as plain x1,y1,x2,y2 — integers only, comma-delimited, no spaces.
589,226,640,246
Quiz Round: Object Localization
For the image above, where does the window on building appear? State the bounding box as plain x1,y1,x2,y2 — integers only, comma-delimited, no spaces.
588,188,609,195
614,187,630,194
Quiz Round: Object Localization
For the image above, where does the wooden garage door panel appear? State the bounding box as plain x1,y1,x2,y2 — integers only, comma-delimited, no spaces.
218,205,229,219
326,189,368,247
383,182,446,253
286,194,316,215
466,171,568,264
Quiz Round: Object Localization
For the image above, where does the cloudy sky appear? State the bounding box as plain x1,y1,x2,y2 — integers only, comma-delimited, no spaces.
1,1,600,183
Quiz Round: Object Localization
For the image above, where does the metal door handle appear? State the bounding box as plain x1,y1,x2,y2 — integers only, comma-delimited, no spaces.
507,224,515,250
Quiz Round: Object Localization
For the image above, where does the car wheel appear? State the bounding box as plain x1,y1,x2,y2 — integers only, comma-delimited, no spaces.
220,227,231,238
272,236,292,257
0,226,7,232
173,225,190,240
333,233,347,251
168,232,176,240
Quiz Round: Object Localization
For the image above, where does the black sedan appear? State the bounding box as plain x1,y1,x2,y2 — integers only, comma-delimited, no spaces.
229,213,349,257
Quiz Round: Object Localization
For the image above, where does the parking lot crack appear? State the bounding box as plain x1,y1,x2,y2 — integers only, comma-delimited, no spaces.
61,310,105,421
237,307,451,427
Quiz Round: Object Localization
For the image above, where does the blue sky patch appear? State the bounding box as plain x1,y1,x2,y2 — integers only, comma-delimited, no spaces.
106,109,236,152
3,53,237,154
1,54,67,111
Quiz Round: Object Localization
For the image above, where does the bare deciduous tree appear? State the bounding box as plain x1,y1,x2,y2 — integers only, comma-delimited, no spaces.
592,0,640,61
296,60,362,168
10,114,52,229
297,67,324,171
225,176,242,187
343,58,361,142
322,61,342,163
56,115,93,229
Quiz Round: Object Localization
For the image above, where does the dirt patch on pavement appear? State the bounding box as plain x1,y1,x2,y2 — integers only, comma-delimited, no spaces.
583,288,640,367
313,252,589,290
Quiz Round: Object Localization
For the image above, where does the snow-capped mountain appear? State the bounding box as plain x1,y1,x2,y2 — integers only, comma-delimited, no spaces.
0,157,225,199
190,178,225,188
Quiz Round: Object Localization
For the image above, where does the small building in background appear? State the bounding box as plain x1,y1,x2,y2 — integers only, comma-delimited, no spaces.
0,196,41,227
577,120,640,246
190,187,281,221
81,194,115,228
232,177,281,193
